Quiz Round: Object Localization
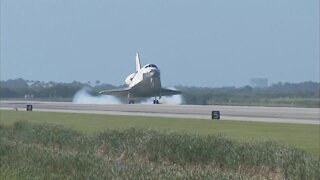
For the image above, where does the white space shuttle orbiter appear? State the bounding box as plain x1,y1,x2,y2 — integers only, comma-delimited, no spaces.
99,53,182,104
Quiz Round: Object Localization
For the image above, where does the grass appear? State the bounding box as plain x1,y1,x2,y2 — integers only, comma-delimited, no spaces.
0,110,319,155
0,121,319,179
268,97,320,107
208,97,320,108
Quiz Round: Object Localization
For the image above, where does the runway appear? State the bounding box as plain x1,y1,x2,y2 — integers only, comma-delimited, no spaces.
0,101,319,125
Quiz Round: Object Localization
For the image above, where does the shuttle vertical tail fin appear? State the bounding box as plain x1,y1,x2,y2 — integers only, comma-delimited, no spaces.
136,53,141,72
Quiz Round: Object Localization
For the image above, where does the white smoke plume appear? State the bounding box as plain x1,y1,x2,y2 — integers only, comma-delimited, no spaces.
141,87,183,105
73,88,120,104
160,94,183,105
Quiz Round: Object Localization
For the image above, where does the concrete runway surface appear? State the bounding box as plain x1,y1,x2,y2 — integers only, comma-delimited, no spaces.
0,101,319,125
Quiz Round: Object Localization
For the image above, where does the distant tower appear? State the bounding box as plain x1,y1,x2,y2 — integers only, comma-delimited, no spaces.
250,78,268,88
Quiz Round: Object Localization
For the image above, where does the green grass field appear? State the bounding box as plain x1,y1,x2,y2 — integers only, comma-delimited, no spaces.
0,110,319,155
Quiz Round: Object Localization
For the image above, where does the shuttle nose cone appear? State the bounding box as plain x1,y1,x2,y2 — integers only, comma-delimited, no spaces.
150,69,159,76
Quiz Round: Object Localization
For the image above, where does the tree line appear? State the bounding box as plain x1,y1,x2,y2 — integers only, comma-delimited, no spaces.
177,82,319,107
1,78,319,107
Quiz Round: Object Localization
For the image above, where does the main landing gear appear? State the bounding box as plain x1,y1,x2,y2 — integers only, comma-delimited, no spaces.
153,96,160,104
128,97,160,104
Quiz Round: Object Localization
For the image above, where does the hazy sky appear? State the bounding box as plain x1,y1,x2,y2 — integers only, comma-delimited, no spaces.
1,0,319,87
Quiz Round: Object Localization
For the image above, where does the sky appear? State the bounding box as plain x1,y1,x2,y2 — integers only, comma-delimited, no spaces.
1,0,319,87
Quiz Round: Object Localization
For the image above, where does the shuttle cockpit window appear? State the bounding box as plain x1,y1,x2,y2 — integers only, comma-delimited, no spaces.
146,64,158,68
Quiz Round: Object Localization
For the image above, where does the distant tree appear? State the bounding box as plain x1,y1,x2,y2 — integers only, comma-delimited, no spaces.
0,78,28,89
0,78,319,107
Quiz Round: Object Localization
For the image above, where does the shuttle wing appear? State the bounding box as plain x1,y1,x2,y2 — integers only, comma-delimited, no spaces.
99,87,131,97
160,88,182,96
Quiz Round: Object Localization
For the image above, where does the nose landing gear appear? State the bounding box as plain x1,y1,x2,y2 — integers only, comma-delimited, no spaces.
129,100,135,104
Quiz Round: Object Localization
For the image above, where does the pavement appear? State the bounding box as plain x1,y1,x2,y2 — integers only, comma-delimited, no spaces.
0,101,319,125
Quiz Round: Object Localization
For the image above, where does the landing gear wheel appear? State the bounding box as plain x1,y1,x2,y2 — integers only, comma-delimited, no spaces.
129,100,135,104
153,100,159,104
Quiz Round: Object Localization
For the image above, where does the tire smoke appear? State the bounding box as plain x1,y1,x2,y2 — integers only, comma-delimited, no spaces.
160,94,183,105
73,88,120,104
141,87,183,105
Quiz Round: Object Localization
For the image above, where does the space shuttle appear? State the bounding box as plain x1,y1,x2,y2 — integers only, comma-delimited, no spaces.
99,53,182,104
